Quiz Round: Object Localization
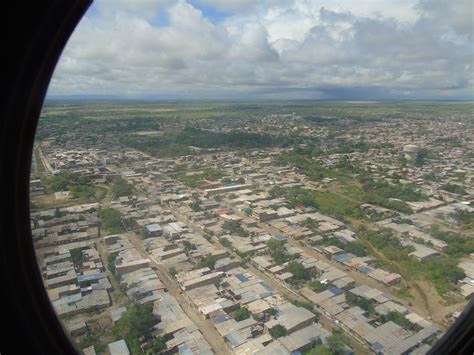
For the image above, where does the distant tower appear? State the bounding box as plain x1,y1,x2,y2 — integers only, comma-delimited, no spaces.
403,144,419,161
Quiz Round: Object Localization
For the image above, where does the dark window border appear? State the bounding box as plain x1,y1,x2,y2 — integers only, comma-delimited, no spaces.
1,1,91,354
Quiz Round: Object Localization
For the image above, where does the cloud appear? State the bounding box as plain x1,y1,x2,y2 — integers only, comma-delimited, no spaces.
48,0,473,99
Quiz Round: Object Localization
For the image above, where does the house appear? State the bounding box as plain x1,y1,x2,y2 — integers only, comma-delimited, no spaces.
146,223,163,236
108,339,130,355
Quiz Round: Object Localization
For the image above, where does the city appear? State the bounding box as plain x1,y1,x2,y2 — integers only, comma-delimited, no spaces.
30,100,473,354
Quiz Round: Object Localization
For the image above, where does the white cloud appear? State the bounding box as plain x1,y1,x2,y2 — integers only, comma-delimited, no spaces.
48,0,473,99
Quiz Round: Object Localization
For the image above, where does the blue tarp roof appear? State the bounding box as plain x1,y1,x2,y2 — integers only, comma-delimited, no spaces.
358,266,372,274
333,253,356,263
212,314,230,324
235,274,249,282
373,342,384,350
261,282,274,293
274,234,287,241
329,287,343,295
78,273,106,283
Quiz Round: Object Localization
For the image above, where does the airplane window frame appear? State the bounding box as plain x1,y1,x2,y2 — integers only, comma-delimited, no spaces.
1,1,473,354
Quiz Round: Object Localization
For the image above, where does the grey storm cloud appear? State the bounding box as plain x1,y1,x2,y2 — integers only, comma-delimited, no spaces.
48,0,473,99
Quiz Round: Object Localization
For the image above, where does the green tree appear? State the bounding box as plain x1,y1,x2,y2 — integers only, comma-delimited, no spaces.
183,240,197,253
308,280,328,292
198,254,216,269
379,311,410,327
108,254,117,275
326,331,348,355
168,267,177,277
267,307,277,316
112,177,134,197
148,336,166,354
270,325,287,338
190,200,202,212
306,345,333,355
70,247,83,264
114,304,155,353
101,208,125,233
415,148,430,166
288,261,311,281
234,307,251,321
220,237,232,248
442,184,467,195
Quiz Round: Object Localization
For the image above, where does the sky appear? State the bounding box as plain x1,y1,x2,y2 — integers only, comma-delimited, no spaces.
47,0,474,100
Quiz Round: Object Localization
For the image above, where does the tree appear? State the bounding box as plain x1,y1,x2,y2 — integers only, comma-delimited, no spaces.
190,200,201,212
326,331,348,355
108,254,117,275
101,208,125,233
70,247,83,264
168,267,177,277
288,261,311,281
267,307,277,316
183,240,197,253
148,336,166,354
115,304,154,339
270,325,287,338
234,307,251,321
220,237,232,248
198,254,216,269
442,184,467,195
308,280,328,292
306,345,333,355
415,148,429,166
379,311,410,327
112,177,134,197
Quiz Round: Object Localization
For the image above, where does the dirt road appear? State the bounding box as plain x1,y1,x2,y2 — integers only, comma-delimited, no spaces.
127,232,232,355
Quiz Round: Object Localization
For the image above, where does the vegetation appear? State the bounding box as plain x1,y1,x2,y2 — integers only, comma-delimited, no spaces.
442,183,467,195
40,172,105,200
306,345,333,355
326,330,349,355
308,280,328,292
108,254,117,275
450,209,473,230
378,311,410,327
267,239,296,265
220,237,233,248
415,148,430,166
267,307,277,316
101,208,125,234
42,172,91,193
112,177,134,197
234,307,251,321
113,304,155,354
122,127,296,157
183,240,197,253
291,300,315,312
198,254,216,269
177,168,224,188
429,225,474,257
223,221,249,237
168,266,177,277
270,325,287,338
359,226,466,297
345,291,375,315
287,261,311,282
70,247,83,264
148,336,167,354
